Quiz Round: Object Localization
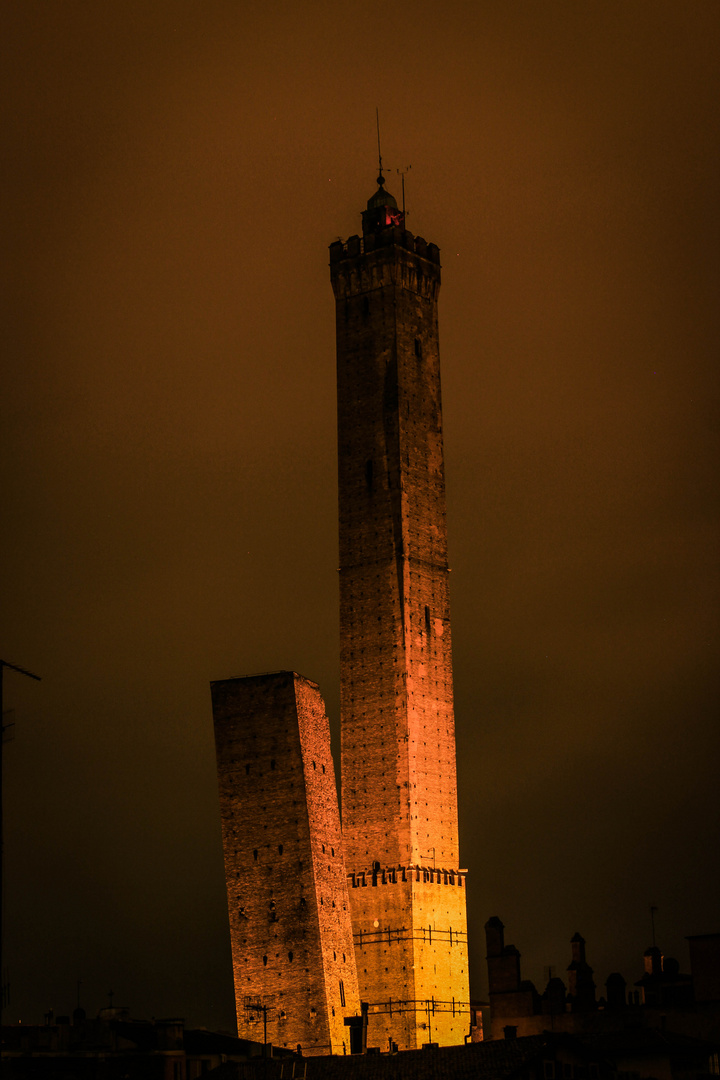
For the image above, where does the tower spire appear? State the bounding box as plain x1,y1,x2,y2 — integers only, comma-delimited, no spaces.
362,114,404,233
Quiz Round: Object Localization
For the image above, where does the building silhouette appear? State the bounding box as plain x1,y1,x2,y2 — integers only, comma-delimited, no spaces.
485,918,720,1044
1,1009,292,1078
211,174,468,1053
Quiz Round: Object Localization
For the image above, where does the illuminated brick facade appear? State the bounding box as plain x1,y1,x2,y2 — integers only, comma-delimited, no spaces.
212,672,360,1055
329,180,470,1049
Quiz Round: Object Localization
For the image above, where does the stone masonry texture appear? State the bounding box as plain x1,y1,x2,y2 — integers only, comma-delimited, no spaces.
212,672,360,1055
330,205,470,1049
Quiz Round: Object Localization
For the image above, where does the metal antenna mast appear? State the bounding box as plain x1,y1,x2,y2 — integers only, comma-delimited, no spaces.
395,165,412,220
376,107,384,184
0,659,41,1024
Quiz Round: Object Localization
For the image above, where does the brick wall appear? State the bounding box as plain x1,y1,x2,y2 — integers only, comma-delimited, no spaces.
331,223,469,1049
349,869,470,1049
212,672,360,1054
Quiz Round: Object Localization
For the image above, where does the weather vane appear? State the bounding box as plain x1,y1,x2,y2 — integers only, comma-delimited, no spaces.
376,108,411,218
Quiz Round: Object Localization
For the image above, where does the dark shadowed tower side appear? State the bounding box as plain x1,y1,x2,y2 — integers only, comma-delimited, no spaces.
330,177,469,1049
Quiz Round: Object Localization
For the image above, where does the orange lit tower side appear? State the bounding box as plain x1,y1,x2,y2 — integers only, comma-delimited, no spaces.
330,179,469,1050
212,671,360,1055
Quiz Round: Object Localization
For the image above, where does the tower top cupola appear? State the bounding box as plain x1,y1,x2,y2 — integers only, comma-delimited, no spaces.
362,176,405,234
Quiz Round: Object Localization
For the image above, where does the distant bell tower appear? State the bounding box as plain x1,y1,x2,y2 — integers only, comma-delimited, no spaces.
330,173,469,1050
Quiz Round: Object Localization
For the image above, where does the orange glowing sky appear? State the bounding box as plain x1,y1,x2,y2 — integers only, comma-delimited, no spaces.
2,0,718,1029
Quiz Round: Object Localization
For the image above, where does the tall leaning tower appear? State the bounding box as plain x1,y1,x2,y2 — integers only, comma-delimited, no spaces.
330,174,469,1050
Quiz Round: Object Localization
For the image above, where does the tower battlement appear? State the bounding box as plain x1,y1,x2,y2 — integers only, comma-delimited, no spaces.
348,866,467,888
330,228,440,303
330,228,440,264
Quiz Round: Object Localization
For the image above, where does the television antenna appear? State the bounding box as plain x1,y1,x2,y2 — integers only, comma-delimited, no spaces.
395,165,412,219
245,995,270,1051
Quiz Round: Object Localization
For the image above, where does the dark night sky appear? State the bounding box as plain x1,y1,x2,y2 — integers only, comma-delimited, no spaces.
2,1,719,1032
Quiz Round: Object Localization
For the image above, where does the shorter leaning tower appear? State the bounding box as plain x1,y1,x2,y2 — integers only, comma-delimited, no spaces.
212,672,360,1054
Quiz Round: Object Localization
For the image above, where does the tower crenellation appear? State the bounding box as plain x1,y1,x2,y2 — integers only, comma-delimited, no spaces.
330,230,441,305
330,228,441,263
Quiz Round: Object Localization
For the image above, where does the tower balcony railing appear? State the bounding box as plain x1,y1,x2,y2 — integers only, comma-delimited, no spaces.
355,925,467,947
365,996,471,1016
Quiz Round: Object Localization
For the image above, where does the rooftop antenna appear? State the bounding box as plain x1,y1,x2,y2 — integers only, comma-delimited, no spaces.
376,107,384,186
395,165,412,220
650,904,658,948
